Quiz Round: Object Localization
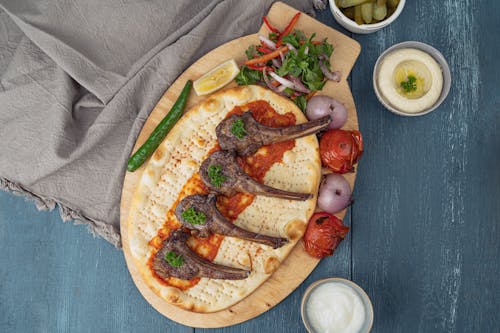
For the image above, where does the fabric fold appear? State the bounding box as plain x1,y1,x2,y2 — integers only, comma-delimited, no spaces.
0,0,316,247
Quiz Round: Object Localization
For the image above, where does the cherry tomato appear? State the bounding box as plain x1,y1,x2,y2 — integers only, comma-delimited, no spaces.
303,212,349,258
320,129,363,173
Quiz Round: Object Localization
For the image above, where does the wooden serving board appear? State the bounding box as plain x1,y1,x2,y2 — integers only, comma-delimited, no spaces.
120,2,360,328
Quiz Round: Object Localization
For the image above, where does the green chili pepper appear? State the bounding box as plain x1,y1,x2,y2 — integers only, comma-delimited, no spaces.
127,80,192,172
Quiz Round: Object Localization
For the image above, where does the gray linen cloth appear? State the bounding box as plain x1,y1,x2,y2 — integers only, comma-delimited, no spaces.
0,0,324,246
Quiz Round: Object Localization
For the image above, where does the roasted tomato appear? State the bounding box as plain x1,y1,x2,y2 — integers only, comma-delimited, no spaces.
303,212,349,258
320,129,363,173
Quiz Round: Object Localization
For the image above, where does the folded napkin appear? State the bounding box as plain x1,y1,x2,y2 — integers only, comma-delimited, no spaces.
0,0,321,247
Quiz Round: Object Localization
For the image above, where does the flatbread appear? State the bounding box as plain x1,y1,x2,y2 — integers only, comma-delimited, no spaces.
127,85,321,312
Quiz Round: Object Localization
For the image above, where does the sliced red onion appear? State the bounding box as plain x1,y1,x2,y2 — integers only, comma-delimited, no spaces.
319,58,341,82
332,71,342,82
288,76,311,94
272,58,282,68
286,43,297,53
269,72,311,94
263,68,280,92
258,35,276,50
269,72,294,89
304,46,309,55
263,68,286,94
317,174,352,214
279,51,285,62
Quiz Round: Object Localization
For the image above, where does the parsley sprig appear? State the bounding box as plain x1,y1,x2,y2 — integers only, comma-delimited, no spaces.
207,165,227,188
230,119,247,139
277,32,333,92
164,251,184,267
181,207,206,225
400,75,417,93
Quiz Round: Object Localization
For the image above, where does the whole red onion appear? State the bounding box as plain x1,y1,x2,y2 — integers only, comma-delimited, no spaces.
306,95,348,129
317,173,352,214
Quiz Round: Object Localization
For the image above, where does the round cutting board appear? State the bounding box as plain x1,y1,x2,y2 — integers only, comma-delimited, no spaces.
120,2,361,328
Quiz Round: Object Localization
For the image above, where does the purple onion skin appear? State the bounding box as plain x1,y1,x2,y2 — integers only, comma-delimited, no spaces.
317,174,352,214
263,68,283,94
306,95,348,129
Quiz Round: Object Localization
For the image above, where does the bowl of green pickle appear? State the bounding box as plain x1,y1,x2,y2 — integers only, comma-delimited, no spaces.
329,0,406,34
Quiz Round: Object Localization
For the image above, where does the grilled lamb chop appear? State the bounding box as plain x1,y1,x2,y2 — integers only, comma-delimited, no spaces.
152,229,250,280
216,112,331,156
200,150,312,200
175,194,288,249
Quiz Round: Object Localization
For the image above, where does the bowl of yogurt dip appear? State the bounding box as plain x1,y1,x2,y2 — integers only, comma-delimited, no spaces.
301,278,373,333
373,41,451,116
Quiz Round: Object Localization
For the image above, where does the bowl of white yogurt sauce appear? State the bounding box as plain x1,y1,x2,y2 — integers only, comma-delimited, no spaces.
301,278,373,333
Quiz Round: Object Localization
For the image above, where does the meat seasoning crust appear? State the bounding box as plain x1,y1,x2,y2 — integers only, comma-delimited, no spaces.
127,85,321,313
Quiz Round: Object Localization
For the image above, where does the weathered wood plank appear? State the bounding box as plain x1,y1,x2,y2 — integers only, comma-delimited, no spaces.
351,0,500,332
1,1,500,332
0,191,193,333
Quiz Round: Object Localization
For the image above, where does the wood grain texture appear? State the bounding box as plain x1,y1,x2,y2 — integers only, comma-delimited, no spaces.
119,2,360,327
0,192,193,333
351,1,500,333
1,1,500,333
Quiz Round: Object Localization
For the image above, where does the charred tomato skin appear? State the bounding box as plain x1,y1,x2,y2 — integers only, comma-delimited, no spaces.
320,129,364,173
303,212,349,258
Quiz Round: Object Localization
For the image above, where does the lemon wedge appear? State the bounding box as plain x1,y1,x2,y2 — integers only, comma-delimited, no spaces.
193,59,240,96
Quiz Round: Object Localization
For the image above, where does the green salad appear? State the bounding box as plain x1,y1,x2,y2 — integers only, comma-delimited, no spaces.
236,13,341,111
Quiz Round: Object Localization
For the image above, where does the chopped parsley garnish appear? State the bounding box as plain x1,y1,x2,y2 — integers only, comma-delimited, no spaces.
207,165,227,188
181,207,206,225
230,119,247,139
400,75,417,93
164,251,184,267
236,29,335,112
294,95,307,112
245,45,256,59
276,33,333,92
235,65,262,85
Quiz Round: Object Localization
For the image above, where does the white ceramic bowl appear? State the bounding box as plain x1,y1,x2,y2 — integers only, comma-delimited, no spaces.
329,0,406,34
373,41,452,117
301,278,374,333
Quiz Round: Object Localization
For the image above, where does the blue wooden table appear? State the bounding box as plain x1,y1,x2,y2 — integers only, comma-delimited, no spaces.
1,2,499,332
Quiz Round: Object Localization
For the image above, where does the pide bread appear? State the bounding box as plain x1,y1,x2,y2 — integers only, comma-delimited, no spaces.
127,85,321,312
